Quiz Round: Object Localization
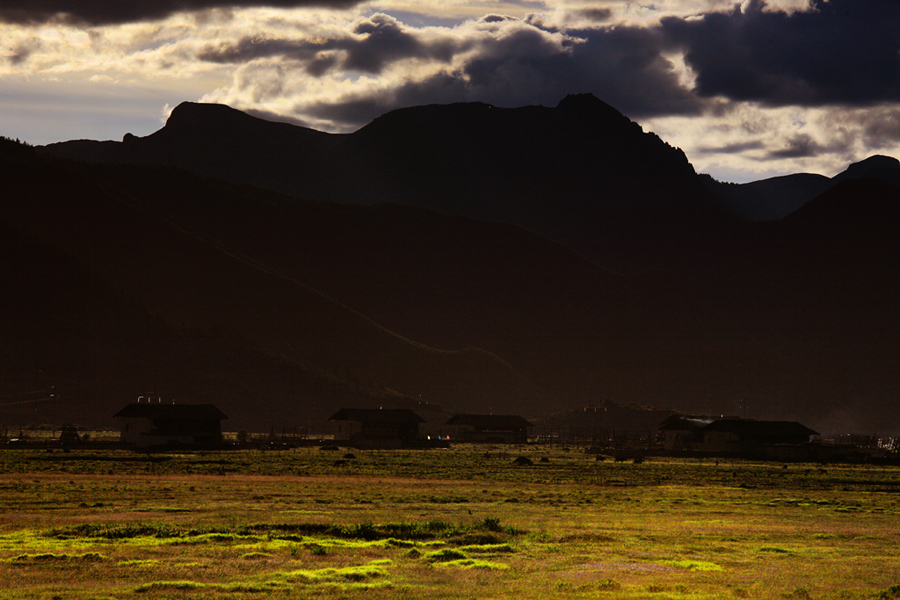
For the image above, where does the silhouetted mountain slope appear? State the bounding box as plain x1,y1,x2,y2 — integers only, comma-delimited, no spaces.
18,99,900,434
71,160,788,414
640,177,900,431
1,143,550,429
44,102,339,202
3,139,800,430
41,96,900,232
704,173,832,221
705,154,900,222
42,95,723,257
832,155,900,185
0,226,377,431
336,95,705,226
783,178,900,237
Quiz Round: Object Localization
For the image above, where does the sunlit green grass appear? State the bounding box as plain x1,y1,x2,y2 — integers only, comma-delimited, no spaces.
1,447,898,599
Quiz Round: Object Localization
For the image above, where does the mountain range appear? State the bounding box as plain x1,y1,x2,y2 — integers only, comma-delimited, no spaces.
3,94,898,435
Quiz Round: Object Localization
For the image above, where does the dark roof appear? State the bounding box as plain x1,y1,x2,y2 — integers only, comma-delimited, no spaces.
445,414,533,429
700,419,818,437
328,408,425,424
659,415,717,431
113,403,228,420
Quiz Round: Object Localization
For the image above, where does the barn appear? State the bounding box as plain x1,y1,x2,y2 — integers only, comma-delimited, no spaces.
698,419,819,453
658,415,717,451
113,402,227,448
659,416,819,457
328,408,425,449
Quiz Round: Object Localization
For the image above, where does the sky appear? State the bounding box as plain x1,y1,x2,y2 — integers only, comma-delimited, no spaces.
1,0,898,182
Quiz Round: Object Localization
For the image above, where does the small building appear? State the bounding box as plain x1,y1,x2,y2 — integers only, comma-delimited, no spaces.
699,419,818,454
445,414,532,444
658,415,717,451
659,416,819,457
113,402,227,448
328,408,424,449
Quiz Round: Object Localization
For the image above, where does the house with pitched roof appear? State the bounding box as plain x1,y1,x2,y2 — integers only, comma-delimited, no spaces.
659,415,819,458
114,402,227,448
328,408,425,449
658,415,717,452
699,419,818,454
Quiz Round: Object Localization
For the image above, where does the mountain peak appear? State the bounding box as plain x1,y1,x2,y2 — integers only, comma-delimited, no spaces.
846,154,899,172
829,154,900,191
164,101,258,132
556,93,628,122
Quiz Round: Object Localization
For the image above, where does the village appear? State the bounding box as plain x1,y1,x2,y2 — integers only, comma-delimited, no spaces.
3,398,897,464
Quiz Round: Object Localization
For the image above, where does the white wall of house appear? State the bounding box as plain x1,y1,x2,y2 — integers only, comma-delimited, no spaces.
333,420,362,441
119,417,154,446
700,431,739,453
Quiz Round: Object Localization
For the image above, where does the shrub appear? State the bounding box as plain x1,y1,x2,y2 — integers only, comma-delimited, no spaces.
597,578,621,591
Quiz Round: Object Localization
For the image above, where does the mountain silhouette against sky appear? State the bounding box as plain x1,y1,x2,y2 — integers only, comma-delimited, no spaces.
44,94,900,263
43,94,716,265
7,96,900,434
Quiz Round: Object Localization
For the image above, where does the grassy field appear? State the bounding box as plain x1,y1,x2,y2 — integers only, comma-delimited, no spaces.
1,446,899,599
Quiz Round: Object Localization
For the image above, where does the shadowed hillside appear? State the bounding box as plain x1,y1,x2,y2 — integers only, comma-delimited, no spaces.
0,141,548,429
705,155,900,221
42,94,719,256
642,178,900,432
17,98,900,434
2,138,798,431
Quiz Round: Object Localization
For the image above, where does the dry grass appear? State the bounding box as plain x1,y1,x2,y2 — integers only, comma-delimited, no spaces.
1,448,898,599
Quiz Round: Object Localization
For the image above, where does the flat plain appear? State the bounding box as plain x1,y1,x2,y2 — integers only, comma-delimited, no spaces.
1,446,899,599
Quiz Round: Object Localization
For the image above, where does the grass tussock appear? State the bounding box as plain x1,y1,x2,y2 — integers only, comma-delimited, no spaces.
662,559,724,571
597,578,621,591
10,552,107,562
116,559,159,567
134,580,210,593
756,546,797,554
438,558,510,570
43,517,516,550
424,548,469,562
267,562,391,585
458,543,516,554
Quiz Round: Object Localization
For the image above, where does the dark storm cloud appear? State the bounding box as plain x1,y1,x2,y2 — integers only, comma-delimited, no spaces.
298,21,705,130
204,0,900,136
766,134,823,159
571,8,613,23
243,107,312,127
480,15,516,24
857,107,900,150
6,38,41,65
698,140,766,155
557,24,704,117
661,0,900,107
216,16,707,126
0,0,360,26
302,72,470,128
199,14,465,74
765,133,851,160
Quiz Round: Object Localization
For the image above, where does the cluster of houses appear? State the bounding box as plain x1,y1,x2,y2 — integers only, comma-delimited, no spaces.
111,400,856,461
112,401,533,450
658,415,820,459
